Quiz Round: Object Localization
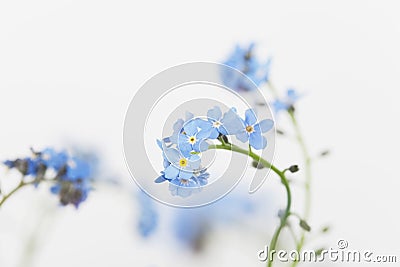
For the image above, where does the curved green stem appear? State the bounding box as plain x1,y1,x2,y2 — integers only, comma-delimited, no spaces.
209,143,292,267
0,180,35,208
288,111,312,266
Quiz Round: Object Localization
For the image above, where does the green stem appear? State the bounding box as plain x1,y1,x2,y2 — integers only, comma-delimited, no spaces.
209,144,292,267
0,180,35,208
288,111,312,267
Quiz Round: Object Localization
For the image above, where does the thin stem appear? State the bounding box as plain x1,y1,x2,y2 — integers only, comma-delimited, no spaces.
267,81,279,98
208,144,292,267
288,111,312,267
0,180,35,208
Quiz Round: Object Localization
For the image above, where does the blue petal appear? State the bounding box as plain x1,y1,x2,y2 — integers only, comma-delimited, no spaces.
177,139,192,155
255,119,274,133
183,121,198,136
187,156,201,170
156,139,163,149
154,175,167,183
164,148,180,164
173,119,184,133
236,130,249,143
67,158,91,180
249,133,267,150
221,109,244,135
196,128,211,140
178,170,193,180
207,106,222,120
185,112,194,121
195,119,212,131
164,165,180,179
245,109,257,125
208,128,220,139
287,89,299,101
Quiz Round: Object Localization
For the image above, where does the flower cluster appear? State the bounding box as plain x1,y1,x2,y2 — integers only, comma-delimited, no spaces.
222,43,271,92
3,148,92,208
156,107,274,197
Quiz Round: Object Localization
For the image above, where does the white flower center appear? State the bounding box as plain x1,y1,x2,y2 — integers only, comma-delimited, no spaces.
212,121,222,128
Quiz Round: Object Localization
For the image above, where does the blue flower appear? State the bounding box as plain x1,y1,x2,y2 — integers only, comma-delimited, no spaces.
176,119,210,155
235,109,274,150
172,193,256,250
168,112,194,144
137,191,158,237
163,147,200,180
272,89,300,113
202,106,244,139
3,147,93,208
50,178,91,208
222,43,271,92
41,148,68,170
65,157,91,181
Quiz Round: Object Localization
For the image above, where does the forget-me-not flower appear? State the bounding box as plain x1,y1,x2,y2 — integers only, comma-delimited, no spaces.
163,147,200,180
202,106,244,139
235,109,274,150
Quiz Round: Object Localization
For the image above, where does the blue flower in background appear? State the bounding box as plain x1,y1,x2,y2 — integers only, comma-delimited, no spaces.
272,89,300,113
41,148,68,170
222,43,271,92
235,109,274,150
137,191,158,237
3,147,93,208
172,194,256,250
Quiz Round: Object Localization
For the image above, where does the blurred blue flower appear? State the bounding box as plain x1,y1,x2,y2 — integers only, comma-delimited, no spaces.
235,109,274,150
172,194,255,250
222,43,271,92
41,148,68,170
272,89,300,113
137,192,158,237
3,147,93,208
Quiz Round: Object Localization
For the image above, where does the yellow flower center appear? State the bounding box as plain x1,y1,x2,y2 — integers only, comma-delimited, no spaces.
179,158,188,167
188,136,196,144
246,125,254,133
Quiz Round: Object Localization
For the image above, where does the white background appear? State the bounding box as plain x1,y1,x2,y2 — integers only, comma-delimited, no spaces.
1,1,400,266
